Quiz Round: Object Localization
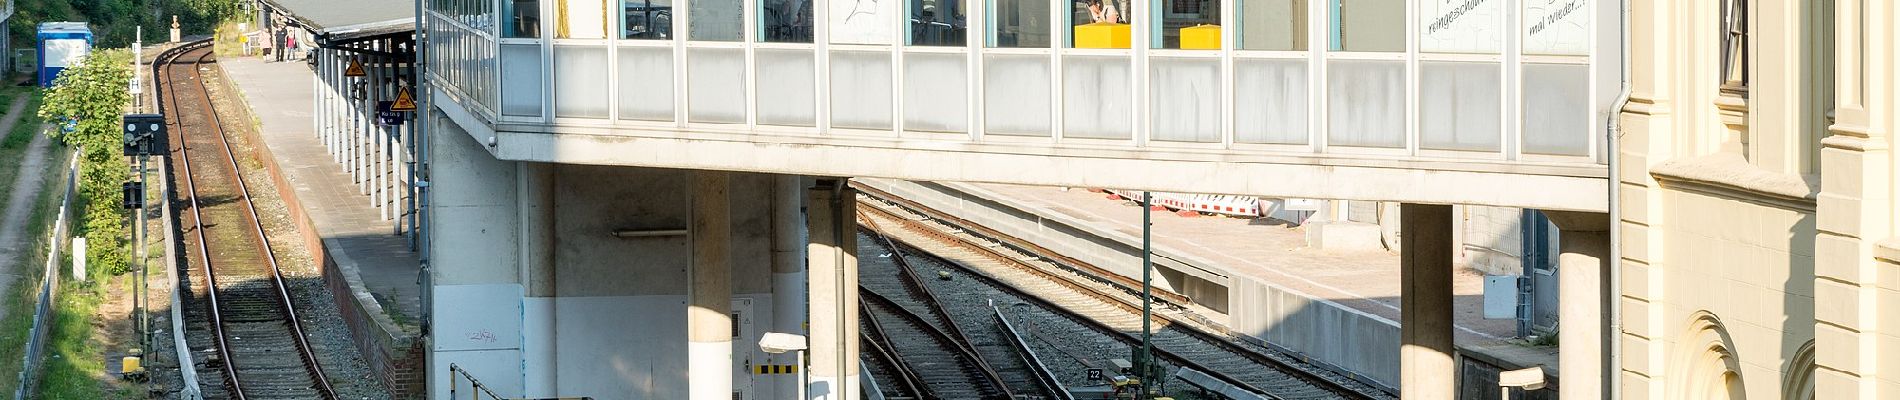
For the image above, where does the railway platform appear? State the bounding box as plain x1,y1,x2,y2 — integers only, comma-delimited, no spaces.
862,179,1561,391
217,55,423,341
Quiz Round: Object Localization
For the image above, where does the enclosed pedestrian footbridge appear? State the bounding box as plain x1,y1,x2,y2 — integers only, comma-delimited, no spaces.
426,0,1620,212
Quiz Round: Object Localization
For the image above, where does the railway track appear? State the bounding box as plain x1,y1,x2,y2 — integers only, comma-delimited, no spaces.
859,211,1034,399
159,41,338,400
853,190,1388,400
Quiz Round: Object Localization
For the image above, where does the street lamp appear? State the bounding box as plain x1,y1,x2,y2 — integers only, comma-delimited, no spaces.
1498,367,1547,399
760,332,808,400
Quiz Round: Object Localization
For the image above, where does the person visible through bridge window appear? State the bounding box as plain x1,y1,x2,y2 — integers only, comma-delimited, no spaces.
1071,0,1129,48
909,0,967,45
623,0,675,39
506,0,543,38
760,0,814,42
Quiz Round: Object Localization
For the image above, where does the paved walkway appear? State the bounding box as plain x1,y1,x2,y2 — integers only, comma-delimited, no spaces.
0,97,53,321
218,56,423,321
961,183,1559,369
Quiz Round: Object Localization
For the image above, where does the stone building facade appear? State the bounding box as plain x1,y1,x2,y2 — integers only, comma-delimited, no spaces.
1617,0,1895,398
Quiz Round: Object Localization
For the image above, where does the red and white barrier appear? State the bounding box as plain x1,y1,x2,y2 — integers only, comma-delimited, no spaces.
1100,189,1264,218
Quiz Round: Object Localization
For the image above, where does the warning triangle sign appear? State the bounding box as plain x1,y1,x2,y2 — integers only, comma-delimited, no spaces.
345,60,367,77
391,87,418,111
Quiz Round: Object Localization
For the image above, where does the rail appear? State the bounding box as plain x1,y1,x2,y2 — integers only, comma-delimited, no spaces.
853,196,1379,399
858,210,1018,399
151,38,207,400
158,39,337,399
11,148,76,400
857,296,931,398
990,301,1076,400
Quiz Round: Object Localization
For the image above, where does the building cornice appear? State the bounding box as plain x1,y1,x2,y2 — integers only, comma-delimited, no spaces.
1649,153,1818,212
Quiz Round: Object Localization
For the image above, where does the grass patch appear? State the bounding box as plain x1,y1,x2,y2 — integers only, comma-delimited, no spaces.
0,143,73,396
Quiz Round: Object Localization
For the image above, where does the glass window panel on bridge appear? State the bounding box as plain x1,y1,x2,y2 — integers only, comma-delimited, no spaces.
1331,0,1402,52
760,0,814,42
830,51,896,130
688,48,747,123
1233,59,1307,145
506,0,543,38
1522,63,1590,156
557,0,612,38
622,0,675,39
756,49,818,126
500,43,545,118
910,0,968,45
1062,55,1133,140
903,53,970,133
1326,59,1404,148
1238,0,1305,51
982,54,1053,137
554,46,611,118
987,0,1051,47
617,46,675,121
1149,57,1219,142
1151,0,1218,50
691,0,744,40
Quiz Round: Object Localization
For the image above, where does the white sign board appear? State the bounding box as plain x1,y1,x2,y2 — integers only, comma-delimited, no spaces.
830,0,896,44
1523,0,1592,55
72,237,87,281
44,39,90,69
1418,0,1503,53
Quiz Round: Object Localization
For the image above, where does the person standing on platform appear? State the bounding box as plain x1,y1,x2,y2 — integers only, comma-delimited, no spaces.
274,28,287,62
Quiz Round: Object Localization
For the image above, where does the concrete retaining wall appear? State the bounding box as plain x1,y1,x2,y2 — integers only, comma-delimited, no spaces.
214,62,425,398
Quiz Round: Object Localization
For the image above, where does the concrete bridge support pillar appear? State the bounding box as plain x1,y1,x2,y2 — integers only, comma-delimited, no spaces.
1545,211,1611,400
771,175,808,399
807,179,860,400
1399,203,1454,400
690,171,735,400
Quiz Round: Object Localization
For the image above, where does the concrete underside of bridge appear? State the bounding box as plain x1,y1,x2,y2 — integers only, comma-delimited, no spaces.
425,107,1613,400
424,111,856,399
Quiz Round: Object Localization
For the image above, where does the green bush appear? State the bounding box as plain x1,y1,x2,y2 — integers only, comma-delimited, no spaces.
37,48,133,275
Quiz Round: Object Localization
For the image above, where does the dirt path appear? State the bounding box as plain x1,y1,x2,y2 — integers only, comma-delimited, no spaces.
0,96,53,320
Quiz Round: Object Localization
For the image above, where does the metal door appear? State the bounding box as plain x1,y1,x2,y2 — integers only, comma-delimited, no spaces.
1520,211,1560,336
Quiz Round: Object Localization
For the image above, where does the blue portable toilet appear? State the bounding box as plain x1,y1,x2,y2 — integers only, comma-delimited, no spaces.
37,22,93,87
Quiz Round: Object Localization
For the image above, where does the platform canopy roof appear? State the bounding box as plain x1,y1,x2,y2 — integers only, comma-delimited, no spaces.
260,0,414,42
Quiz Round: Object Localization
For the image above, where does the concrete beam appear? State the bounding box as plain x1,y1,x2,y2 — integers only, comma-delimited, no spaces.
482,128,1610,212
1399,203,1455,400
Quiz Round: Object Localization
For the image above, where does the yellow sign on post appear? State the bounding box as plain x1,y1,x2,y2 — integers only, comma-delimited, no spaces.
345,60,367,77
1074,22,1131,49
391,87,418,111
